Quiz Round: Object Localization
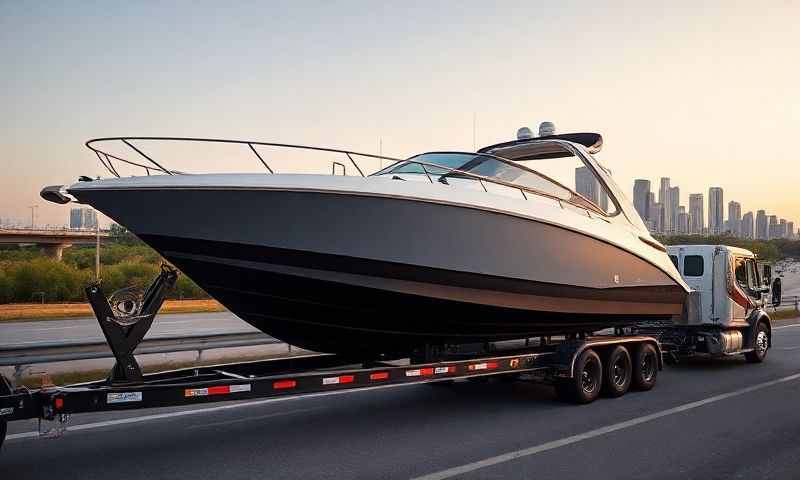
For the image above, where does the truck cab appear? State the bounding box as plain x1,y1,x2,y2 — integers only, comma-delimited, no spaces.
656,245,771,362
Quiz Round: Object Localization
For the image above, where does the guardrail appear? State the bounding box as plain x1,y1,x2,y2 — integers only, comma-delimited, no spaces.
0,332,281,381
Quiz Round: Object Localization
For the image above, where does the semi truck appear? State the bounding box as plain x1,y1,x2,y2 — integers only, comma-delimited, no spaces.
638,244,772,362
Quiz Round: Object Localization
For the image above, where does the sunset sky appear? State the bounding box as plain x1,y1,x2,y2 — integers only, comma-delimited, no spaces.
1,1,798,227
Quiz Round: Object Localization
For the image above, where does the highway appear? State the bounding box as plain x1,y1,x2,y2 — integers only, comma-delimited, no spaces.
0,312,257,348
3,321,800,479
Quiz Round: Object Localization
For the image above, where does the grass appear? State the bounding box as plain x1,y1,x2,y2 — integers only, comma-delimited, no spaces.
0,299,225,322
769,308,800,321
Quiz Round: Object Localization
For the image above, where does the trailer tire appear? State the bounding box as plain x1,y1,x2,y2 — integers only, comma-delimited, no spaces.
631,343,658,391
745,322,769,363
602,346,632,397
0,419,6,451
555,349,602,404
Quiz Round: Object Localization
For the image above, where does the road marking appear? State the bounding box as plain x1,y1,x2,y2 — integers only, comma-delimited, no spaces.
411,372,800,480
4,379,437,442
185,406,325,430
774,323,800,330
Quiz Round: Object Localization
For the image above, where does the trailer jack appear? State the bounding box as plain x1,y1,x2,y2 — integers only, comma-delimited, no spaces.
86,264,178,384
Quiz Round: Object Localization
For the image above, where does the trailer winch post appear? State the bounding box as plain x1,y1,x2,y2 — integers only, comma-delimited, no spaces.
86,264,178,384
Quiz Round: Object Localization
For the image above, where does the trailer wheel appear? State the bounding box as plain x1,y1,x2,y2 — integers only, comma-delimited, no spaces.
745,322,770,363
602,346,632,397
631,343,658,391
555,349,602,404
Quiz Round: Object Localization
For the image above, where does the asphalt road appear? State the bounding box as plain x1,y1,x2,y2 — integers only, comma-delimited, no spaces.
4,322,800,479
0,312,257,348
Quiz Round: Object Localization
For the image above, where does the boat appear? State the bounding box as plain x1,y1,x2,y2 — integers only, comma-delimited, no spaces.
41,125,690,356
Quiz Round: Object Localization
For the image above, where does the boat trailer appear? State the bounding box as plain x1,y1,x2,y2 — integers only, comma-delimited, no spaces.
0,270,664,450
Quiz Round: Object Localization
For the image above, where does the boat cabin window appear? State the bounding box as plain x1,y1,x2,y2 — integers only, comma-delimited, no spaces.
377,150,617,215
683,255,704,276
669,255,679,270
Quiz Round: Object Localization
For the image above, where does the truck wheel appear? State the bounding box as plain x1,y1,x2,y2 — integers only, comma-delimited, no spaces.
745,322,769,363
555,349,602,404
0,419,6,450
631,343,658,391
602,346,632,397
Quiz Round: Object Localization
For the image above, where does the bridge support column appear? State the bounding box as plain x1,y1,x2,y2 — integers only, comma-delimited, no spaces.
41,243,72,261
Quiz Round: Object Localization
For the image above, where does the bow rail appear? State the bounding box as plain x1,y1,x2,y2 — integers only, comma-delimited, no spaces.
85,136,606,217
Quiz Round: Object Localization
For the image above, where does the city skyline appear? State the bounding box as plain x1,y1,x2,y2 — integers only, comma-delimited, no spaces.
631,176,797,239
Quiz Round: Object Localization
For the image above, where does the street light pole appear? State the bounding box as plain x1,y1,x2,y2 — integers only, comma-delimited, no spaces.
28,205,38,228
95,210,101,281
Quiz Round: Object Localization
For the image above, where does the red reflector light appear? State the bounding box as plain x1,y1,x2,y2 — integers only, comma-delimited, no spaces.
370,372,389,381
468,362,499,371
54,397,64,410
273,380,297,389
420,368,435,376
339,375,355,384
207,386,230,395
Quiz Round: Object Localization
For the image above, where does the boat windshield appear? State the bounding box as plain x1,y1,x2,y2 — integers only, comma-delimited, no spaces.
376,152,616,215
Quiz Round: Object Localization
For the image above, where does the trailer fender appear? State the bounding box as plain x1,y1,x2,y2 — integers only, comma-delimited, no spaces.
557,337,663,379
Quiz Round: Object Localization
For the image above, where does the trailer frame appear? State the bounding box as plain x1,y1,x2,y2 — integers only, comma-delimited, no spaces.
0,270,664,449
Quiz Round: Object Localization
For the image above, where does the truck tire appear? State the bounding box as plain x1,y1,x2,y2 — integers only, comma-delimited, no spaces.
555,349,602,404
745,322,769,363
631,343,658,391
602,345,632,397
0,418,6,451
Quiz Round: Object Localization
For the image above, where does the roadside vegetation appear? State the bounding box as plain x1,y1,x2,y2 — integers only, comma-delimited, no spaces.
0,226,208,304
657,234,800,263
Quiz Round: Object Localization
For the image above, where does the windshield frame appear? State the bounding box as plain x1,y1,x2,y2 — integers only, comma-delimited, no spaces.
373,144,620,218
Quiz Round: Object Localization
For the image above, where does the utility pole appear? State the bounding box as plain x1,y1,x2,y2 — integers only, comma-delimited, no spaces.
28,205,38,229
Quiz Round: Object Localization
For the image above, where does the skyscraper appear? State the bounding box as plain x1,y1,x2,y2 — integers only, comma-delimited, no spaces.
633,179,651,222
575,167,608,211
727,201,741,237
741,211,754,239
768,215,778,239
669,186,680,234
659,178,672,234
69,207,97,230
69,208,83,229
676,206,690,234
708,187,724,235
652,202,665,234
788,222,795,239
779,219,788,238
689,193,704,234
755,210,768,239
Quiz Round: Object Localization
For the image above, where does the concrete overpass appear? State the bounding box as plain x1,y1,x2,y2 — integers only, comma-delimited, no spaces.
0,228,111,260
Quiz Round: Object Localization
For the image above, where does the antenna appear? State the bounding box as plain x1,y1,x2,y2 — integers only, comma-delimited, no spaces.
472,112,476,151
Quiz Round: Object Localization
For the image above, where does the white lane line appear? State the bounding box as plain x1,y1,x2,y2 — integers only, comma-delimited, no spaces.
411,372,800,480
774,323,800,330
186,406,325,430
5,380,434,442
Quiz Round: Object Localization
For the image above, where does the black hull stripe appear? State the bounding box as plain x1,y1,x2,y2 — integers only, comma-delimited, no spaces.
140,234,685,305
